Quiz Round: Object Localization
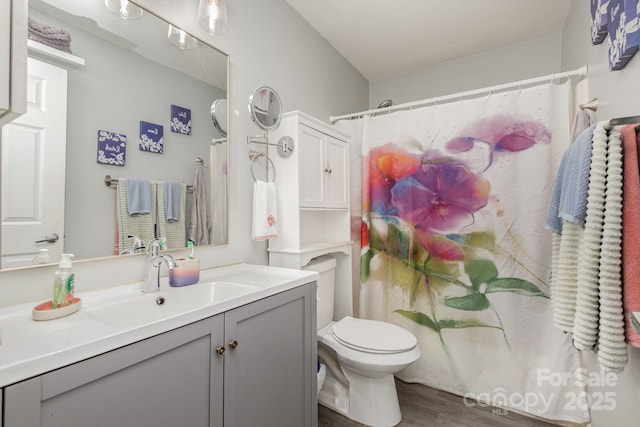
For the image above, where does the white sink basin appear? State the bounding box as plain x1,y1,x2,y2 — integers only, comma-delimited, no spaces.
87,281,259,328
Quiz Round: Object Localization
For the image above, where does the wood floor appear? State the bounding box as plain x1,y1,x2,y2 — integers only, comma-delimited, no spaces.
318,379,581,427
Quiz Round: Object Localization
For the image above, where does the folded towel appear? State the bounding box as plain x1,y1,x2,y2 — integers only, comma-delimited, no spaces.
621,124,640,348
252,180,278,240
545,124,596,233
164,181,182,222
28,19,72,53
127,178,152,215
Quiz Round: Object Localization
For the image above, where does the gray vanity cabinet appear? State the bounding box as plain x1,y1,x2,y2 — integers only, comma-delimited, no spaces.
3,283,317,427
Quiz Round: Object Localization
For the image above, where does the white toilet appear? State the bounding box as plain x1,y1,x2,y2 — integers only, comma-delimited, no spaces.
305,256,421,427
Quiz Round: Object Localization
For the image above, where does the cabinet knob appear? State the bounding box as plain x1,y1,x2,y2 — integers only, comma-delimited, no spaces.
216,346,225,356
229,340,238,350
324,168,332,174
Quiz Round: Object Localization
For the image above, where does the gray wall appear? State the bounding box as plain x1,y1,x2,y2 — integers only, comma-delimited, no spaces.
369,32,563,108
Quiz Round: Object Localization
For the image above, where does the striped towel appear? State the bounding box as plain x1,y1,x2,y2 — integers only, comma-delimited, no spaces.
116,179,156,255
157,182,187,250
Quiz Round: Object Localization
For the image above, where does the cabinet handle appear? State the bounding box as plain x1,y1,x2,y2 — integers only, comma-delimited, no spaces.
229,340,238,350
324,168,332,174
216,346,225,356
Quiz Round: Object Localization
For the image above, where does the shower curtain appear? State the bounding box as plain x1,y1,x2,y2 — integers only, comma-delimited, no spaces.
337,80,590,423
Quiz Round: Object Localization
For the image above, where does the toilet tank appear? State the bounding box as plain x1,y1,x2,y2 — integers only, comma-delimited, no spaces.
303,255,337,329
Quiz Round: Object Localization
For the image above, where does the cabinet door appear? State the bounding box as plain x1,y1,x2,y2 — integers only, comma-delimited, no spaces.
0,0,27,126
224,284,317,427
323,137,348,209
299,125,325,208
5,316,224,427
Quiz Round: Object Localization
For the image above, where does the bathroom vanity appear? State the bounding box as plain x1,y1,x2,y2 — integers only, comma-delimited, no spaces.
0,264,318,427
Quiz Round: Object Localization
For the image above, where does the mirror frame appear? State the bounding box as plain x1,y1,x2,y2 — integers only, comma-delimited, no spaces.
248,86,283,131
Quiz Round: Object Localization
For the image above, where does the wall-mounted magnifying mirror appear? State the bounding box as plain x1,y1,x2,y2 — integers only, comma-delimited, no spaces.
211,98,227,137
248,86,282,131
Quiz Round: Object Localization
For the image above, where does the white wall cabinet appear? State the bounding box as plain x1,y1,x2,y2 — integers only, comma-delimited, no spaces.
3,284,317,427
0,0,27,127
298,124,348,209
268,111,353,320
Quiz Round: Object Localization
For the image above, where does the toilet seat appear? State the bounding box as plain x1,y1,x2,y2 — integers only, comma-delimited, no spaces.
331,316,417,354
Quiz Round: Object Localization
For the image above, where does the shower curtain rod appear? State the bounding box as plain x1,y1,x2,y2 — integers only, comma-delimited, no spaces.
330,65,588,123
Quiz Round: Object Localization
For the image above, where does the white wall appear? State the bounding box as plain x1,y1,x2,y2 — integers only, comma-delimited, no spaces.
0,0,368,305
369,32,563,109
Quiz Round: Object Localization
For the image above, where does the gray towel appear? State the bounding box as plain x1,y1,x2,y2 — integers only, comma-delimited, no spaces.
127,178,152,215
28,19,72,53
188,163,210,245
164,181,182,222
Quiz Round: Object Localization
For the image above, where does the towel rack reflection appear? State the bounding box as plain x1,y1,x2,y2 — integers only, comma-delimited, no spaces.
104,175,193,193
249,150,275,183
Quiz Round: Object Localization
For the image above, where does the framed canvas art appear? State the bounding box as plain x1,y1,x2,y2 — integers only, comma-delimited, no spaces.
97,130,126,166
139,121,164,154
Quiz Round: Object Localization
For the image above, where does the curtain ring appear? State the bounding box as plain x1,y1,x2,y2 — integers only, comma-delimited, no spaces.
249,151,276,183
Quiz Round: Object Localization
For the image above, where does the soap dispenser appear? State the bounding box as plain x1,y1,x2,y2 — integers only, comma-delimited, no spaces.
52,254,75,308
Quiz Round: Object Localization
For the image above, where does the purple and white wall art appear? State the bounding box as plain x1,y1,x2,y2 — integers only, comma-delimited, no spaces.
139,121,164,154
170,104,192,135
592,0,611,44
97,130,127,166
608,0,640,70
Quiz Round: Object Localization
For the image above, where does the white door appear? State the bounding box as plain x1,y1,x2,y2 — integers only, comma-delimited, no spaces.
1,58,68,268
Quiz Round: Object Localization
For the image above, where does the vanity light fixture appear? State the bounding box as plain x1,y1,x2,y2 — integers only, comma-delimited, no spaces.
197,0,228,36
104,0,144,20
168,25,198,50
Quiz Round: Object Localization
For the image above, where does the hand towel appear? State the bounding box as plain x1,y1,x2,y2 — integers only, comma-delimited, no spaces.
126,178,152,215
158,182,187,250
252,180,278,240
621,124,640,348
570,109,595,143
188,162,210,245
164,181,182,222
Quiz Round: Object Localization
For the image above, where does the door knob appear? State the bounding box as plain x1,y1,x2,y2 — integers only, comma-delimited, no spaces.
216,346,225,356
35,233,59,244
229,340,238,349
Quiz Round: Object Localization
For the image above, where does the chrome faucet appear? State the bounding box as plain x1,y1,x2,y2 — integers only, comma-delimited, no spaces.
141,239,177,293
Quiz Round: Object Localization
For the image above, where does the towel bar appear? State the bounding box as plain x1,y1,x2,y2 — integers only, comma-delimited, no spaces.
104,175,193,193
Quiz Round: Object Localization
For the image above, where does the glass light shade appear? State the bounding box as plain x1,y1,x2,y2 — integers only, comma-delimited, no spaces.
104,0,144,20
197,0,228,36
168,25,198,50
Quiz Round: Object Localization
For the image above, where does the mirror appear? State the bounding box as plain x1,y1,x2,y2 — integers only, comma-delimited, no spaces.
0,0,229,269
211,98,228,137
248,86,283,131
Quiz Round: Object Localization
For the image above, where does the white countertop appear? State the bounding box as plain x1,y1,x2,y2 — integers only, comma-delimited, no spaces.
0,263,317,388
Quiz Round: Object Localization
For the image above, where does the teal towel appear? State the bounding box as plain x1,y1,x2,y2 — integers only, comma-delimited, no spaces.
164,181,182,222
126,178,151,215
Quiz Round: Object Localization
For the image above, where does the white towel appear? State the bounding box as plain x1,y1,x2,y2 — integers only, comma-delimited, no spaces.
252,180,278,240
116,179,156,254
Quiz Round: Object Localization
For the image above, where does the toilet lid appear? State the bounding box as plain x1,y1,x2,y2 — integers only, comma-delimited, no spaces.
332,316,417,354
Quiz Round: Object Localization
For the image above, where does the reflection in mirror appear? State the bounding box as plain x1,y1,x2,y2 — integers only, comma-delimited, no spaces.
248,86,283,131
0,0,229,269
211,98,228,137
